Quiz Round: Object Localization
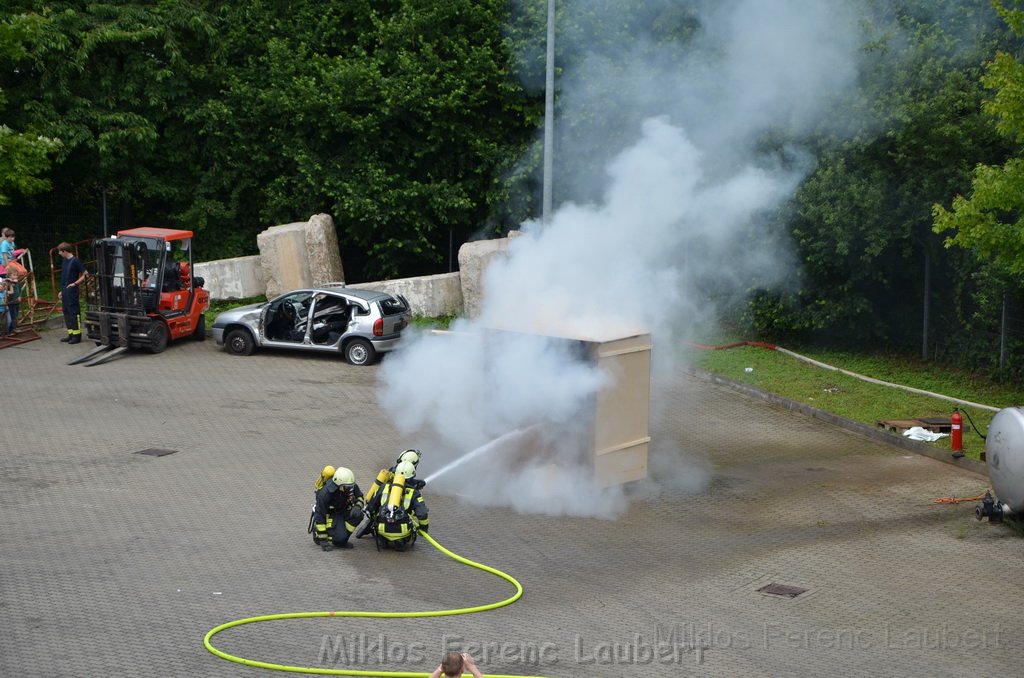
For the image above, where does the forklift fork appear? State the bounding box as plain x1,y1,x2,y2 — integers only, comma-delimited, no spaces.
67,344,130,367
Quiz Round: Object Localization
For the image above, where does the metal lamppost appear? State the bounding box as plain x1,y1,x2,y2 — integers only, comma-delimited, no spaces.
542,0,555,225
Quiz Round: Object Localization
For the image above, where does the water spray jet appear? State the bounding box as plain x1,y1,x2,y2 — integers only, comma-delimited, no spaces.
424,427,537,484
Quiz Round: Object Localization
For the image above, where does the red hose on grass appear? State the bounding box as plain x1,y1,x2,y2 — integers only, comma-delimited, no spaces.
686,340,777,351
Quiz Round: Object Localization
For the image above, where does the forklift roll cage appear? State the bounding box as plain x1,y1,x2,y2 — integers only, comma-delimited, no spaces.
71,228,209,366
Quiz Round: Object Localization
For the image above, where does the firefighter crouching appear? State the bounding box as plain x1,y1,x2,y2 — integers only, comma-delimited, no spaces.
363,449,423,508
356,450,424,539
368,460,429,551
312,467,365,551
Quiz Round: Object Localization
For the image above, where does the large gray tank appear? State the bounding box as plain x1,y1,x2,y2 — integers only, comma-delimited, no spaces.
985,407,1024,514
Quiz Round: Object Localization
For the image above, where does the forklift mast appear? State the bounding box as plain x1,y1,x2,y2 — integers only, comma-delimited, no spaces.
92,238,150,315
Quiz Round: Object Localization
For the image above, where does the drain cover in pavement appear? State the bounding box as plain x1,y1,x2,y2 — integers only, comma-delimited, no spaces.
757,583,807,598
134,448,178,457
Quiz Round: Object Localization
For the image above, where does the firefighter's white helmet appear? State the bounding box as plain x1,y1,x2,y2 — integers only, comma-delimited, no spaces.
395,460,416,479
398,449,421,466
332,467,355,487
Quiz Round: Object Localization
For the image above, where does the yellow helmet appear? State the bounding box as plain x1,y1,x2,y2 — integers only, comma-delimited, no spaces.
315,465,336,490
332,467,356,487
394,460,416,479
398,449,421,466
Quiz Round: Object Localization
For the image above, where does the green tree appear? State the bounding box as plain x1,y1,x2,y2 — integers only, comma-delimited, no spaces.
0,13,60,205
186,0,536,277
0,1,217,233
932,1,1024,278
2,1,535,279
754,0,1016,353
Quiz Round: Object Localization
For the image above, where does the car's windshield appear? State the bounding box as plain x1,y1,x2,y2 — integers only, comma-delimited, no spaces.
273,291,313,310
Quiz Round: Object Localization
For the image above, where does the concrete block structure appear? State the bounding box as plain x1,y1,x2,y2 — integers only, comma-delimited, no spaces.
193,255,265,300
457,234,517,318
256,214,344,299
197,222,510,318
348,272,462,317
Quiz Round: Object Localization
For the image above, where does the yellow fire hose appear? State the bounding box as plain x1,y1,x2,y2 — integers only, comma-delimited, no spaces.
204,531,548,678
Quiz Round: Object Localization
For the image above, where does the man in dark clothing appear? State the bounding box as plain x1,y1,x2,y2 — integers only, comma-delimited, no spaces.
57,242,87,344
312,467,365,551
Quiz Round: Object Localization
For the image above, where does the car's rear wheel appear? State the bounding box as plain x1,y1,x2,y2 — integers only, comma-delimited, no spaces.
345,338,376,366
225,328,255,356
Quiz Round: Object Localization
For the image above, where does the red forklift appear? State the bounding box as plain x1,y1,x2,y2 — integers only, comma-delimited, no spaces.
69,227,209,366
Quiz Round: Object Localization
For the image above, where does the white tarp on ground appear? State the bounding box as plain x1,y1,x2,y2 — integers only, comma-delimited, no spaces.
902,426,948,442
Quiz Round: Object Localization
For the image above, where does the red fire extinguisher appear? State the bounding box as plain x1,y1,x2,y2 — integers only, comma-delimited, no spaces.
951,409,963,455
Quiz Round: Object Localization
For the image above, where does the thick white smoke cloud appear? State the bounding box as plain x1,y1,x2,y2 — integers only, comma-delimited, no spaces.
378,0,866,518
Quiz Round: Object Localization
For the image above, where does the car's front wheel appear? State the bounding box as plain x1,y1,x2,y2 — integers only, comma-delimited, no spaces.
225,328,255,356
345,338,376,366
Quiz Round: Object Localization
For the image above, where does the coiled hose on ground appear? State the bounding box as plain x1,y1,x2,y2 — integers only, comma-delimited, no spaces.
204,531,548,678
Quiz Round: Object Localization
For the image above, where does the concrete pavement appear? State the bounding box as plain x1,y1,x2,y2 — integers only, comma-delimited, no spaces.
1,331,1021,677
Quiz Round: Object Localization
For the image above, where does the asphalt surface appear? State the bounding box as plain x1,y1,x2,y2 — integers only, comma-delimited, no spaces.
2,330,1021,678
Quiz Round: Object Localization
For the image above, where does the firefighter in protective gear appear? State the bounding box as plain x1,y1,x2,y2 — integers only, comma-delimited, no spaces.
312,467,365,551
368,460,429,551
356,450,426,540
364,450,424,506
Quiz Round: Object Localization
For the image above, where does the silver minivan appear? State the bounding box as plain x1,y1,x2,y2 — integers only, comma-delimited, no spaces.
211,285,411,365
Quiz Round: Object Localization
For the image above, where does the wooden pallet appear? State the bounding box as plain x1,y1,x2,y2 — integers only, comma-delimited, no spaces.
0,326,41,349
876,417,969,434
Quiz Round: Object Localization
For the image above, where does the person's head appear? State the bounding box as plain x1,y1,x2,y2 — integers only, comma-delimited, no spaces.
2,228,14,239
441,652,464,677
331,466,355,490
397,449,421,467
394,460,416,479
57,242,73,257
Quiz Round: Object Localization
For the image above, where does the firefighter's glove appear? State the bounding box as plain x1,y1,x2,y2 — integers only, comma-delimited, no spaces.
315,524,330,546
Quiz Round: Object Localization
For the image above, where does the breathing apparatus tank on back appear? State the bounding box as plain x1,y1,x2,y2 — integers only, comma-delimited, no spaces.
366,449,422,505
385,461,415,513
315,465,337,491
309,465,338,534
365,468,394,506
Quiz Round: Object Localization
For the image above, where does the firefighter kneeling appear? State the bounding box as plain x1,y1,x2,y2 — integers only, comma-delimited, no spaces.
369,460,429,551
312,467,365,551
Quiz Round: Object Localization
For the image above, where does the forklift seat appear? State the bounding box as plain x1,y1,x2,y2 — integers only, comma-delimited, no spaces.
163,261,181,292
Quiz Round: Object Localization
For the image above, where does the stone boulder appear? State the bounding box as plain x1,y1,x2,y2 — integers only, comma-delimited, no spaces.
257,214,344,298
457,231,520,319
348,272,463,317
193,255,265,300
